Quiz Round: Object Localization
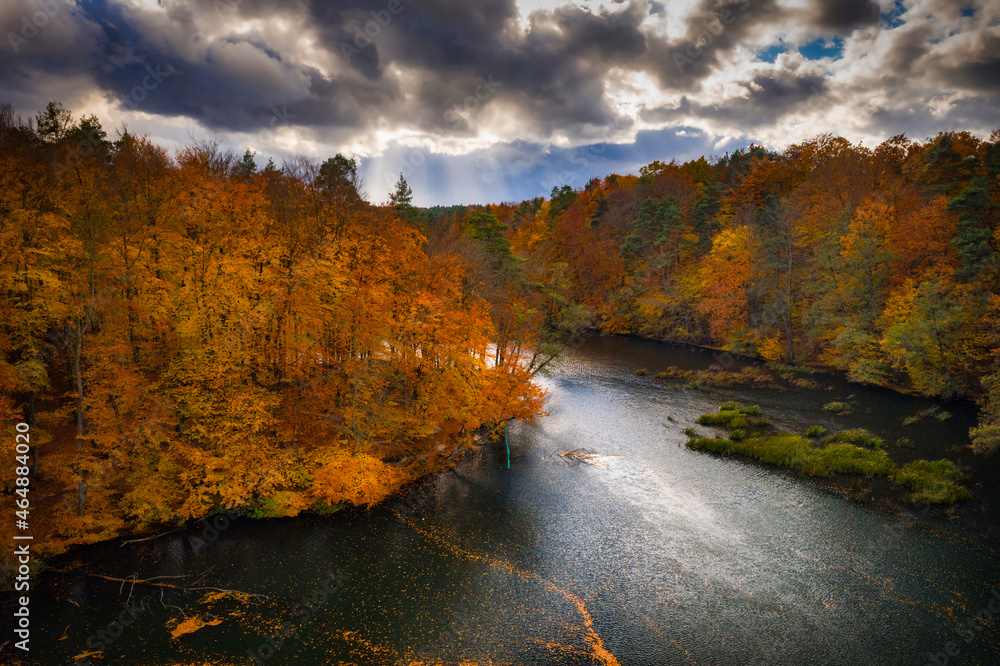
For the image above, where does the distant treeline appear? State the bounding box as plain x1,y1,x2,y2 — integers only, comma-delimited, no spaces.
415,128,1000,455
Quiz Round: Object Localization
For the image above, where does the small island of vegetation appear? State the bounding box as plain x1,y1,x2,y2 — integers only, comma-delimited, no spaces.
686,402,970,505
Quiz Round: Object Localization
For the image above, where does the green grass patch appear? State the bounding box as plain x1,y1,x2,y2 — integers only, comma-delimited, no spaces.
687,402,970,504
824,428,883,449
893,460,971,504
696,410,752,429
823,401,853,414
687,432,894,478
766,362,819,375
719,401,761,415
902,406,953,425
696,410,741,425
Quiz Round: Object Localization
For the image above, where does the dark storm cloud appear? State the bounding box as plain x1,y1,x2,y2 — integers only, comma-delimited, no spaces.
926,31,1000,95
2,0,998,205
1,0,797,139
338,0,650,135
642,0,788,90
812,0,881,33
860,93,1000,142
640,70,828,129
0,0,104,108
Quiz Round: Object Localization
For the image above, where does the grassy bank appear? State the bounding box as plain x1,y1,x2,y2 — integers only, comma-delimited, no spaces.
686,402,970,505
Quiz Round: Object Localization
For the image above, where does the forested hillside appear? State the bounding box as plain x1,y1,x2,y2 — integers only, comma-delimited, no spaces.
417,130,1000,455
0,103,544,554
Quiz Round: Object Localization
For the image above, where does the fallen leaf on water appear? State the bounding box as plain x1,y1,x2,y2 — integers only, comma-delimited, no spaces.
168,614,224,639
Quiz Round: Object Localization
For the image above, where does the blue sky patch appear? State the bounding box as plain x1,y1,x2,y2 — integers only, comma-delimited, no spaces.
881,1,907,29
756,42,787,63
798,37,844,61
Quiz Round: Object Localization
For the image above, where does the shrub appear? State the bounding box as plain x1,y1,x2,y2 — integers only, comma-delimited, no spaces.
655,371,670,379
823,401,852,414
893,460,971,504
752,417,770,427
805,425,827,438
313,500,344,515
634,368,648,376
824,428,883,449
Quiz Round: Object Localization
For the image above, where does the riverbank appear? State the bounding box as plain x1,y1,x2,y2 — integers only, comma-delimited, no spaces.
616,332,957,398
0,424,494,590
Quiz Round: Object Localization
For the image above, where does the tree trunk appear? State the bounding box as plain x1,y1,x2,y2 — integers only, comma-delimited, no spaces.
784,227,795,361
73,336,86,517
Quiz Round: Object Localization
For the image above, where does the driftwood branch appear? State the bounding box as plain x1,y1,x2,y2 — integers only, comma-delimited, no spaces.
48,569,268,599
554,448,620,467
161,589,186,618
119,527,184,547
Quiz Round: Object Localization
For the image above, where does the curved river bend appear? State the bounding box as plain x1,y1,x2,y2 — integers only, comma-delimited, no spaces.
32,336,1000,665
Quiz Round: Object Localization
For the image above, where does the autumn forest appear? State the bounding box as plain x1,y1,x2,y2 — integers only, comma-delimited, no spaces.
1,101,999,563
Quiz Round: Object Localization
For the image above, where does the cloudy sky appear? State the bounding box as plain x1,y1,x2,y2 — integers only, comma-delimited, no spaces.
2,0,998,204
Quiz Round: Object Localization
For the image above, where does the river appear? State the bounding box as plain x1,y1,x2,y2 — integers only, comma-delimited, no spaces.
32,335,1000,664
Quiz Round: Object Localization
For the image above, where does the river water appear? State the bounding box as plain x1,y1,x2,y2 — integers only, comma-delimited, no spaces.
32,335,1000,664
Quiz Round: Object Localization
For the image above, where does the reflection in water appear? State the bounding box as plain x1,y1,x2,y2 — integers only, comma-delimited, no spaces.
28,335,1000,665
